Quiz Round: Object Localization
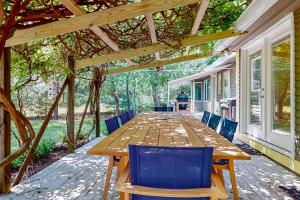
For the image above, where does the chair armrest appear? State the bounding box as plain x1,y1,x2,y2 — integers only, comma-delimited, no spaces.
115,166,228,199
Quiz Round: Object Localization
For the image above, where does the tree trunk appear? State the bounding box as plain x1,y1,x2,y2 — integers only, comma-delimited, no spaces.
152,86,161,107
115,92,120,116
95,71,100,137
126,76,131,110
67,56,75,153
53,76,59,120
0,48,11,194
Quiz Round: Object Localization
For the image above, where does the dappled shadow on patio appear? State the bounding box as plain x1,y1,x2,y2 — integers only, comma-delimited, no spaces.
1,137,299,200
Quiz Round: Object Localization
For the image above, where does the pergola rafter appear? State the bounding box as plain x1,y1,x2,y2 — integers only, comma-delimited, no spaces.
75,30,244,69
5,0,201,47
185,0,210,55
61,0,135,65
146,13,162,71
105,52,212,75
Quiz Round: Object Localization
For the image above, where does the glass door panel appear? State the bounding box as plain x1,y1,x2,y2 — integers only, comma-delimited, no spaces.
248,51,264,138
269,36,292,151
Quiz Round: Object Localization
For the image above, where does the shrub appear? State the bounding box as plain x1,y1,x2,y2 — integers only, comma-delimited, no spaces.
11,154,26,168
35,137,56,158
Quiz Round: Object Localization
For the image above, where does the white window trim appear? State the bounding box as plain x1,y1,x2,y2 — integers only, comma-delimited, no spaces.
223,70,231,98
204,80,210,102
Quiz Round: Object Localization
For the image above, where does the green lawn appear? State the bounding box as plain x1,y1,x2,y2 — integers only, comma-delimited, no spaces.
10,118,108,168
11,119,108,153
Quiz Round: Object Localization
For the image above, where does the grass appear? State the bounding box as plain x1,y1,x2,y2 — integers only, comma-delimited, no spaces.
10,118,108,168
11,119,108,152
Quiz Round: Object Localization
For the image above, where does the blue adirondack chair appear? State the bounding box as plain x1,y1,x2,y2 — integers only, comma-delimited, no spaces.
207,113,221,130
105,116,120,134
115,145,227,200
213,118,239,200
127,110,135,120
201,110,211,124
120,112,130,125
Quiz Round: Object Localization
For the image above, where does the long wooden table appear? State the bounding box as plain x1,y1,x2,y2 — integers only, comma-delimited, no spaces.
88,112,251,199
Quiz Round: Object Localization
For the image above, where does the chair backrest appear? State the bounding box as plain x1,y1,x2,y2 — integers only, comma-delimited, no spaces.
105,116,120,134
154,107,173,112
201,111,211,124
129,145,213,200
220,118,238,142
127,110,134,120
207,114,221,131
167,107,173,112
120,112,129,125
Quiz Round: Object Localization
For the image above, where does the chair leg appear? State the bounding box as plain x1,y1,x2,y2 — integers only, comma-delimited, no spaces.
228,159,239,200
103,156,114,200
217,169,225,185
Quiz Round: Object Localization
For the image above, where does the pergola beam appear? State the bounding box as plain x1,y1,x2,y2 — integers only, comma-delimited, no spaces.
185,0,209,55
6,0,201,47
61,0,135,65
105,52,212,75
76,30,244,69
146,13,160,61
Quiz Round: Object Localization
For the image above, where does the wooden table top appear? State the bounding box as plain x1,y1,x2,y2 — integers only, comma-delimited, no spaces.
88,112,251,161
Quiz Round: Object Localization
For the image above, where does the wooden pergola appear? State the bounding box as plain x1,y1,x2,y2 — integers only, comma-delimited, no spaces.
0,0,247,194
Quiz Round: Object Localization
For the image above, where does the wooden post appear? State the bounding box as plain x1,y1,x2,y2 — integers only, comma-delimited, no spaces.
94,69,100,138
0,48,11,193
67,56,75,153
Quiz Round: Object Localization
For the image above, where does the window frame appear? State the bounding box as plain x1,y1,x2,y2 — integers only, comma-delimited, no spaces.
204,79,210,102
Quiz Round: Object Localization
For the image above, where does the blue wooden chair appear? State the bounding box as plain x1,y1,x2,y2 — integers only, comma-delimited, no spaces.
207,113,221,130
116,145,227,200
213,118,239,200
201,110,210,124
154,106,174,112
219,118,238,142
127,110,134,120
103,116,121,199
120,112,130,125
105,116,120,134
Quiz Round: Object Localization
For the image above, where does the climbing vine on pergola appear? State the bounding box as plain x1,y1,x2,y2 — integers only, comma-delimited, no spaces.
0,0,249,193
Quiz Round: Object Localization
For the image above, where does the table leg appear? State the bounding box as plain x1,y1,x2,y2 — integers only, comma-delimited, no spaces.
102,156,114,200
119,156,129,200
228,159,239,200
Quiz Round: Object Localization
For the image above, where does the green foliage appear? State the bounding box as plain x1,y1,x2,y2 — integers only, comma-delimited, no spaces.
11,154,26,168
35,137,56,158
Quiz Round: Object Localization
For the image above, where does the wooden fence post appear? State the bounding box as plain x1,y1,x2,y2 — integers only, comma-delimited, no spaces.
67,56,75,153
0,48,11,194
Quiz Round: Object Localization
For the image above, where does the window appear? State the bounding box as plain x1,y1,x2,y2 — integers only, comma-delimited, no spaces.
195,82,202,101
223,71,230,98
217,73,222,96
272,36,291,133
204,80,210,101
